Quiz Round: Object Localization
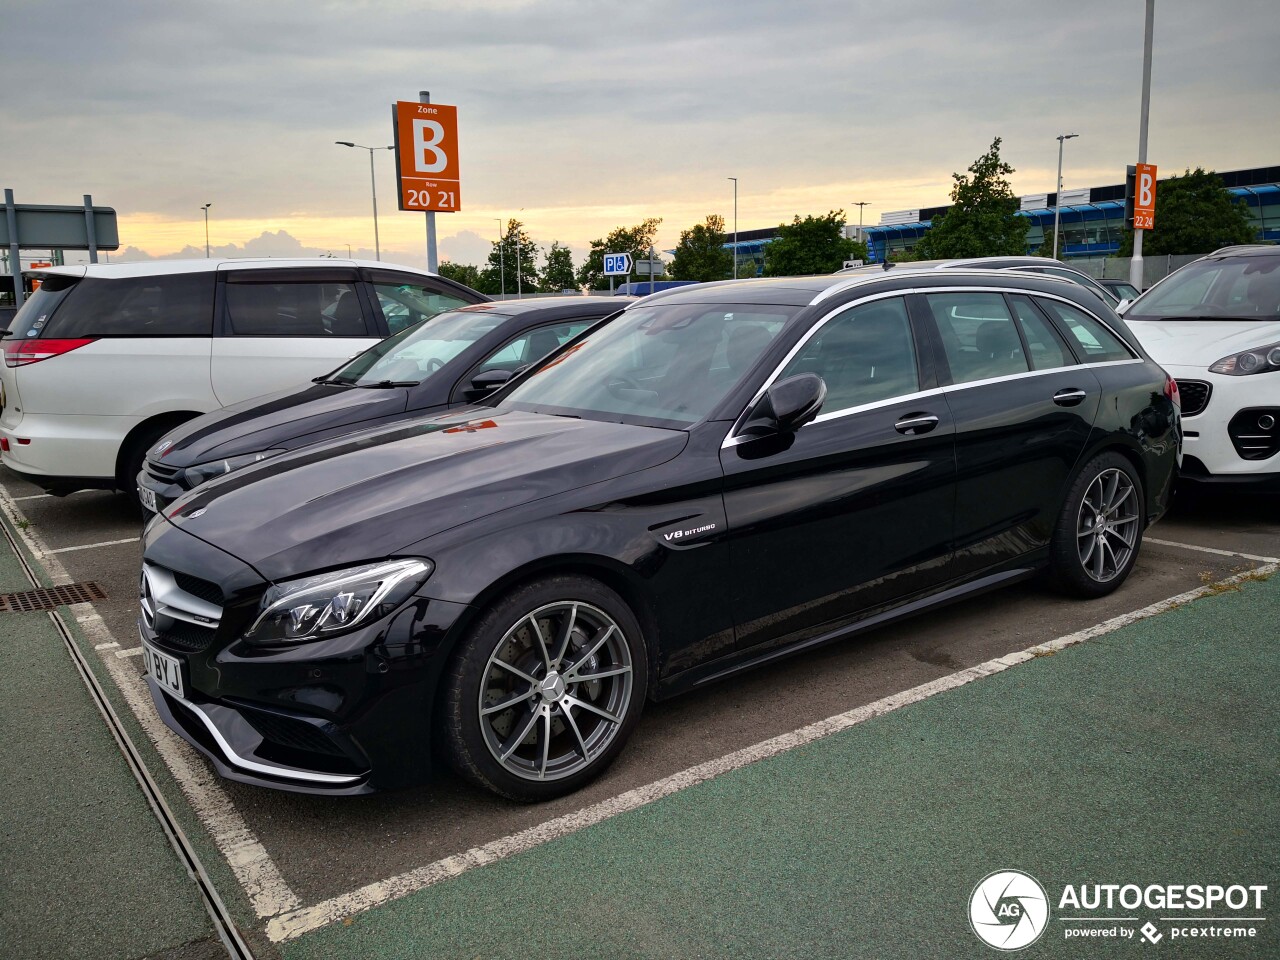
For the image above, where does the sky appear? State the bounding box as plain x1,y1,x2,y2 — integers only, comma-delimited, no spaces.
1,0,1276,271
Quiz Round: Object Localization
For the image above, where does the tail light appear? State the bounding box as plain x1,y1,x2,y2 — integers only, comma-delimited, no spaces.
3,338,96,367
1164,374,1180,409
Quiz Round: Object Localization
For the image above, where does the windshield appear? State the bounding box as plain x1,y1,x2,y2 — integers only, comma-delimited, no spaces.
501,302,798,428
1128,256,1280,320
331,309,505,385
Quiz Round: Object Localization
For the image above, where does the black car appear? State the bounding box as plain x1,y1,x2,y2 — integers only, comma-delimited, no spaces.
137,297,621,514
138,270,1179,800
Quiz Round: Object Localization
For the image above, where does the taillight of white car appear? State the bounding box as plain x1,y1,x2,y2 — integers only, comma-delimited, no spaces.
3,338,96,367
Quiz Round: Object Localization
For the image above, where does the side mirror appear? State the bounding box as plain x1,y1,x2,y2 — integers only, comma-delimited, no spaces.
1116,298,1131,315
466,369,514,400
739,373,826,439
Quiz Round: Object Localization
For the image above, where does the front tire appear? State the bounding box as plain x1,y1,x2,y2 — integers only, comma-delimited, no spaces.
441,575,648,801
1048,452,1145,597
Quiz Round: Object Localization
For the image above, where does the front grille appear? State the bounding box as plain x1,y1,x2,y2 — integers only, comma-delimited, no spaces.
244,710,347,758
144,458,183,482
174,572,223,605
155,620,217,653
1228,407,1280,461
1176,379,1211,417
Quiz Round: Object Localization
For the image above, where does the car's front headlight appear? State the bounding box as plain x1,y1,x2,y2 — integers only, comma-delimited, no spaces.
245,559,433,645
1209,342,1280,376
183,449,286,487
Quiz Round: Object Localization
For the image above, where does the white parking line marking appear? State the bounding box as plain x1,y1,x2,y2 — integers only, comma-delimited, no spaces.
11,493,52,502
115,646,143,659
1145,536,1280,564
0,485,300,920
264,559,1278,943
46,536,140,555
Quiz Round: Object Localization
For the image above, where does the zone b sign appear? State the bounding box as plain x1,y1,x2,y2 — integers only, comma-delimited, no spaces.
1133,162,1157,231
603,252,632,276
394,101,461,212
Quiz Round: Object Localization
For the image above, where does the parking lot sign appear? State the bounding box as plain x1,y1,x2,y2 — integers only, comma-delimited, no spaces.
1133,162,1157,231
394,101,461,212
603,252,632,276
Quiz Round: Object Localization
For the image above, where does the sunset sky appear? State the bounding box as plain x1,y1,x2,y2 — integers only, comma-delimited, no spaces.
1,0,1275,271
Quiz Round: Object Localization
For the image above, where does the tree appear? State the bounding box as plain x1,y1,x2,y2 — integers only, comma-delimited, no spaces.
539,242,578,292
577,218,662,290
438,261,483,290
669,214,733,281
479,219,539,296
1116,167,1257,256
913,137,1029,259
762,210,863,276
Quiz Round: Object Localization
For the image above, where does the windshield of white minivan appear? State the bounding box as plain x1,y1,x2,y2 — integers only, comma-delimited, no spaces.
1128,256,1280,320
331,309,505,385
500,303,798,428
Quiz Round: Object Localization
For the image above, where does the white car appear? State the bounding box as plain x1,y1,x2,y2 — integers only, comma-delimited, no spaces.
1120,245,1280,488
0,258,485,503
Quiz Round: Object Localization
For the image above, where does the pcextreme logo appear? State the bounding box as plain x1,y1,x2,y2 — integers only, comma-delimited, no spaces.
970,870,1050,951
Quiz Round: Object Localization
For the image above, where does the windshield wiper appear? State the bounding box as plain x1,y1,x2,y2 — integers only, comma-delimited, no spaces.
356,380,419,388
1145,315,1274,322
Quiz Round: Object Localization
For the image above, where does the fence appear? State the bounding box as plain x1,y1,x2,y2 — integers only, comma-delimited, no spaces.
1066,254,1201,290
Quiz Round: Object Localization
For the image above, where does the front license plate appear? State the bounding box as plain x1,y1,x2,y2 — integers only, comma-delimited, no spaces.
138,485,158,513
142,638,184,699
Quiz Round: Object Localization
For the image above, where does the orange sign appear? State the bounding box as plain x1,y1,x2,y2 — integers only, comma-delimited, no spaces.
1133,162,1157,231
394,101,461,212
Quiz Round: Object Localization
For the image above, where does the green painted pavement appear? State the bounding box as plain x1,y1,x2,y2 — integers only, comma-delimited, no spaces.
287,573,1279,960
0,536,214,959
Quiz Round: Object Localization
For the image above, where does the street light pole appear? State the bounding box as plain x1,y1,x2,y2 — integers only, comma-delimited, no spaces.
494,218,505,299
200,203,212,258
1053,133,1078,260
335,141,394,261
728,177,738,279
853,201,870,230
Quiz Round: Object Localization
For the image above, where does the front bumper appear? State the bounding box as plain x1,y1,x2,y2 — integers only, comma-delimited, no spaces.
140,520,470,794
1169,365,1280,481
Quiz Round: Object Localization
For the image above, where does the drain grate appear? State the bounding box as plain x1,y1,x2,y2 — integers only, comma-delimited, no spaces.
0,582,108,612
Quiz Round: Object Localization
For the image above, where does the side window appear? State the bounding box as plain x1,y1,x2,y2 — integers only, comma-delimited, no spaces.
1035,299,1134,363
226,279,367,337
779,297,919,412
42,274,214,337
925,292,1029,384
373,282,470,334
478,321,593,373
1009,296,1073,370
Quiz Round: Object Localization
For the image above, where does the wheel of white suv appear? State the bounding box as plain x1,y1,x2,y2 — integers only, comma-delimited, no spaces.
440,575,648,801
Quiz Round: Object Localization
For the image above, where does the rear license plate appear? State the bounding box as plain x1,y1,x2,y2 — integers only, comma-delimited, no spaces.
142,638,184,699
138,485,158,513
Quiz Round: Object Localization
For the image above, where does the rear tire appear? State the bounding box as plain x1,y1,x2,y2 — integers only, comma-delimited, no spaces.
1048,452,1145,598
440,575,648,801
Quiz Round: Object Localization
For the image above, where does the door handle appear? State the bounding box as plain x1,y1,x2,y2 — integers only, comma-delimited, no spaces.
1053,388,1088,407
894,413,939,435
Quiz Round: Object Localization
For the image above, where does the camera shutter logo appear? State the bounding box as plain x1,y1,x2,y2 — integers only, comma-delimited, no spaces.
969,870,1050,950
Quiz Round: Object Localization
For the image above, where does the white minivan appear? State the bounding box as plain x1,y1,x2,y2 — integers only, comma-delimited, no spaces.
0,258,485,503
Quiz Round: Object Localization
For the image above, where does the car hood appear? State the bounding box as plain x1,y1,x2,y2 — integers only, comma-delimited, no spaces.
164,409,688,582
156,383,411,466
1124,317,1280,368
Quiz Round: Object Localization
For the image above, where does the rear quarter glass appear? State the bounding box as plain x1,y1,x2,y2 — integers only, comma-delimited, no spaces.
9,275,79,336
41,273,216,337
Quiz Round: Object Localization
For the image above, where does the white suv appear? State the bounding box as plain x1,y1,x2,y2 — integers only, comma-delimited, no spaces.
1121,245,1280,489
0,258,485,502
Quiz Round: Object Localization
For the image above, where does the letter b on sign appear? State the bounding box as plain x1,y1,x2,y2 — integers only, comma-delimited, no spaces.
1138,171,1154,208
413,120,447,173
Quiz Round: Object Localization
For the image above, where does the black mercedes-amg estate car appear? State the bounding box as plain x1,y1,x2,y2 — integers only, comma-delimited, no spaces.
138,270,1179,800
137,297,622,514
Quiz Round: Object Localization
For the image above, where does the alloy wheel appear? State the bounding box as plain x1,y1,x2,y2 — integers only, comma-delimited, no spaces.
1075,467,1139,583
477,601,634,782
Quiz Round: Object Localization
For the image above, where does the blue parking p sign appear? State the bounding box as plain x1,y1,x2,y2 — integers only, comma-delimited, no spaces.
603,252,632,276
